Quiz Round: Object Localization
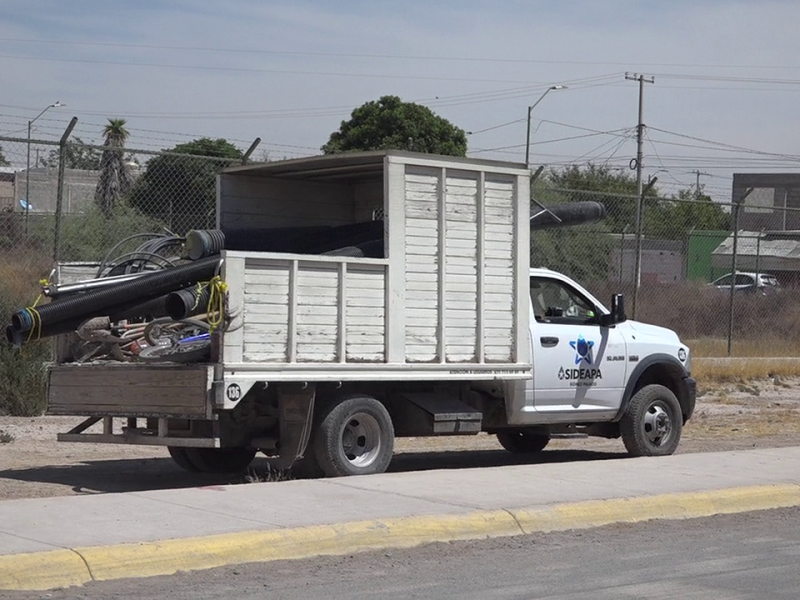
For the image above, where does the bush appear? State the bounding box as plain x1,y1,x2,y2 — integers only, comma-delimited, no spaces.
0,290,49,416
32,204,166,262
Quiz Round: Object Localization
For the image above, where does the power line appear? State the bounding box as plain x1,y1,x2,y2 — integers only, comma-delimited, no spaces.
0,53,547,84
5,37,800,70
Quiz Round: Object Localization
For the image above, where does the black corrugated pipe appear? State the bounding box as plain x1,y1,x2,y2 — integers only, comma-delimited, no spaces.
530,201,606,230
187,222,385,257
165,285,211,320
10,256,221,334
5,290,185,345
184,230,226,260
109,293,173,322
5,317,89,345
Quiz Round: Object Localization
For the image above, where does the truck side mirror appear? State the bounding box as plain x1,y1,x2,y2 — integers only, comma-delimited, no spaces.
611,293,627,324
598,293,627,327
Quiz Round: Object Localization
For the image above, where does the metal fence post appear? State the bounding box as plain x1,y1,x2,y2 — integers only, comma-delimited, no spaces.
727,188,753,357
53,117,77,262
631,176,658,320
755,230,762,282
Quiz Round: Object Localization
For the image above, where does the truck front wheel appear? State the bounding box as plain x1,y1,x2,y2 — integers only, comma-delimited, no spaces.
496,429,550,454
620,384,682,457
313,396,394,477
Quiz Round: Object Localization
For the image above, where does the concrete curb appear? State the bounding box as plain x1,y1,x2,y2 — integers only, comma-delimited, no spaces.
2,483,800,591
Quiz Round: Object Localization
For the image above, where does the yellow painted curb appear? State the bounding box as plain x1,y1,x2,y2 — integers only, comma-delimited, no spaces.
80,509,521,583
511,484,800,534
2,483,799,591
0,548,90,591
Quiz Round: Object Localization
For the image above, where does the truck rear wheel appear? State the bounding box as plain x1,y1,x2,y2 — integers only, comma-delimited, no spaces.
313,396,394,477
496,430,550,454
168,446,201,472
620,384,682,457
182,447,257,473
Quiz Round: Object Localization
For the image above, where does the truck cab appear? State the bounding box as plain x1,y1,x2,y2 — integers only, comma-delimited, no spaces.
493,267,695,458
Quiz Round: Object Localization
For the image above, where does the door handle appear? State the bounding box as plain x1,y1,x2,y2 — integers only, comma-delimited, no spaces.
540,336,559,347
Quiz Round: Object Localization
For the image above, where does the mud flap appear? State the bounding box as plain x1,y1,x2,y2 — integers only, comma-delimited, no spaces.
275,384,316,470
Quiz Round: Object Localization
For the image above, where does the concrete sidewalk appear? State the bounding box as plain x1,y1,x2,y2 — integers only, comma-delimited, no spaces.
2,447,800,591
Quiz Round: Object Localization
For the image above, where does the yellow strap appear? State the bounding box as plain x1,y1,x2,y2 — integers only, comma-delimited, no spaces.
206,276,228,333
23,279,50,342
25,307,43,342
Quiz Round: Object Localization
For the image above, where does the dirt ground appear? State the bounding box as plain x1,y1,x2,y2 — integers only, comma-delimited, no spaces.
1,378,799,502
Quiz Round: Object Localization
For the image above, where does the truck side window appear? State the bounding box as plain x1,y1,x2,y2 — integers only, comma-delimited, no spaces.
530,278,596,325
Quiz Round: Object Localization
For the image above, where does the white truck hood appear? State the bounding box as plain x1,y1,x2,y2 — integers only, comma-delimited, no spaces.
619,320,681,344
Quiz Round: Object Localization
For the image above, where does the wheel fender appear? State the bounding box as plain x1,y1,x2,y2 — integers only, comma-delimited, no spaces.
614,354,692,422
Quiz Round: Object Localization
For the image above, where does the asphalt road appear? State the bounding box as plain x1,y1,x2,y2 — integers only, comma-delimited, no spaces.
8,506,800,599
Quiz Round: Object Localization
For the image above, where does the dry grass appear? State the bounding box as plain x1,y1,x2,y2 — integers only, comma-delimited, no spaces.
689,409,800,439
693,358,800,384
688,337,797,358
0,430,14,444
244,464,292,483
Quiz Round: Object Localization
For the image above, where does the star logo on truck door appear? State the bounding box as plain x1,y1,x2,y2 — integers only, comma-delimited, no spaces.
569,334,594,365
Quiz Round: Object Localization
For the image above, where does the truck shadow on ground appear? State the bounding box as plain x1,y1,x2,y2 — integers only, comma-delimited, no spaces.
0,449,626,497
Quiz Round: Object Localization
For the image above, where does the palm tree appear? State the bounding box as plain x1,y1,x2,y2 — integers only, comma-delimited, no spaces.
95,118,132,218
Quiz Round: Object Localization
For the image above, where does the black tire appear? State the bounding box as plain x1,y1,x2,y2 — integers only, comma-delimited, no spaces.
620,384,682,457
183,447,257,473
312,396,394,477
496,430,551,454
168,446,201,472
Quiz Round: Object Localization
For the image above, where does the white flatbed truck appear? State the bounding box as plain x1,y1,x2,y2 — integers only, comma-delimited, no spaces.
47,150,695,476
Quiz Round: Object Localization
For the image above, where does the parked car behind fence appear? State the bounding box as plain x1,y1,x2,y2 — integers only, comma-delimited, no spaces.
710,272,781,295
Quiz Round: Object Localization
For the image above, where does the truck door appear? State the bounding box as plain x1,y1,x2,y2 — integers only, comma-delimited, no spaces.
528,276,627,417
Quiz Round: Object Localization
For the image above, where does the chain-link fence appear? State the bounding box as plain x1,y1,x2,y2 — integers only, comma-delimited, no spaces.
0,134,245,414
1,134,799,370
532,182,800,358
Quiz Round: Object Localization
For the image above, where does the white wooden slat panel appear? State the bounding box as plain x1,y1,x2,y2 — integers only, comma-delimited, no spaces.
243,292,290,306
405,168,441,363
242,260,290,362
405,217,438,232
295,265,339,362
346,265,386,362
406,244,438,257
444,172,478,363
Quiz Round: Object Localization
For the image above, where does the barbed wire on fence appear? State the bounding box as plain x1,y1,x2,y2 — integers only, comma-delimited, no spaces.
2,134,800,359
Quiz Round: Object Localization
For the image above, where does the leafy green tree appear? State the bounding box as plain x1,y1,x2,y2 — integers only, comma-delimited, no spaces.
546,164,658,234
646,189,730,240
95,119,133,218
322,95,467,156
128,137,242,233
40,137,101,170
0,144,9,166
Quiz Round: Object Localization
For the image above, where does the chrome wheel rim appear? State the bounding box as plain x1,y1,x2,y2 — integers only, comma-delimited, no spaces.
642,401,673,447
341,412,382,467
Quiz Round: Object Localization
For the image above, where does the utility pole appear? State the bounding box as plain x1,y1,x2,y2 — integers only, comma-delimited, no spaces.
691,169,712,199
625,72,654,319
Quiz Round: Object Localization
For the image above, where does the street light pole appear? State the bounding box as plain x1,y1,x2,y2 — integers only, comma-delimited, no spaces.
525,85,565,166
25,101,64,233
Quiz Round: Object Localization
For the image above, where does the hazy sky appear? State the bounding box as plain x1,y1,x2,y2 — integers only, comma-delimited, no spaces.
3,0,800,201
